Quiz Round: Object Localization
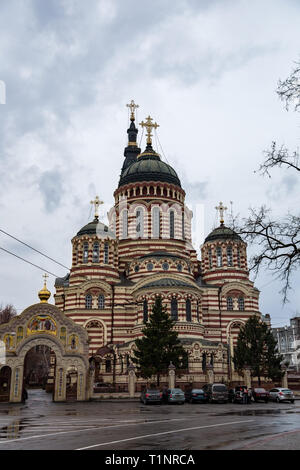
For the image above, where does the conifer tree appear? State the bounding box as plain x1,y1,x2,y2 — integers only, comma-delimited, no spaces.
132,296,188,386
233,316,283,386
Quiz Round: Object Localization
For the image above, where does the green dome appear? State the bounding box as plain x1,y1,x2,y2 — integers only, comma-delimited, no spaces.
77,219,115,238
118,146,181,188
204,224,242,243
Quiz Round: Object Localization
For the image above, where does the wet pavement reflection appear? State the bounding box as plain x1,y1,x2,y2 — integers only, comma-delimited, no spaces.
0,389,299,449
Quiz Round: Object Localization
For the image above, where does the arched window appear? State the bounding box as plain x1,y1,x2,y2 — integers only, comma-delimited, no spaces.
171,297,178,321
85,294,92,309
237,247,241,268
152,207,160,238
105,359,112,373
216,247,222,267
208,248,213,269
104,242,109,264
238,297,245,311
143,300,148,323
227,297,233,311
202,353,207,372
210,354,214,366
92,242,99,263
83,242,89,264
182,212,185,239
17,327,24,344
186,299,192,322
196,300,200,322
136,208,144,237
98,294,105,309
122,210,128,239
227,246,233,266
170,210,175,238
75,245,79,264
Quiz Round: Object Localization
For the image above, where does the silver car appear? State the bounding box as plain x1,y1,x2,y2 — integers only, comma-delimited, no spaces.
269,388,295,403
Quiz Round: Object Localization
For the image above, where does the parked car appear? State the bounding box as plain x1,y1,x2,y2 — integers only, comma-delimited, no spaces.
140,388,162,405
93,382,114,392
185,389,208,404
268,388,295,403
252,388,269,403
202,383,228,403
163,388,185,404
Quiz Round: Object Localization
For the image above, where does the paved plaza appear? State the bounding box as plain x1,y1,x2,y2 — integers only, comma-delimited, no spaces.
0,389,299,450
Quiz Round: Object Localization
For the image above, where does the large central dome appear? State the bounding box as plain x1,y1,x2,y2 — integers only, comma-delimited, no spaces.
118,144,181,188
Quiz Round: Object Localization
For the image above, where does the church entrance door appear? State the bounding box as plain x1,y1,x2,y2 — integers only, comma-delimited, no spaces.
0,366,11,402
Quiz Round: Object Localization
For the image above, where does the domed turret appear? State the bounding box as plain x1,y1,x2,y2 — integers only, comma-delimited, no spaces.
201,202,248,283
38,274,51,303
77,219,115,238
119,145,181,188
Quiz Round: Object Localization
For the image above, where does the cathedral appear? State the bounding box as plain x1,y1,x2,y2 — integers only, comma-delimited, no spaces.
54,101,262,389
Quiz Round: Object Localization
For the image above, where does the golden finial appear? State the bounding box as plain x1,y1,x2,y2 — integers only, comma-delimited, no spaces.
38,273,51,303
139,115,159,146
215,201,227,225
90,196,104,221
126,100,139,121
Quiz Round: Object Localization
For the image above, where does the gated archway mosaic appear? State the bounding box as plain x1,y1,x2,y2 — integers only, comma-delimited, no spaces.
0,301,91,403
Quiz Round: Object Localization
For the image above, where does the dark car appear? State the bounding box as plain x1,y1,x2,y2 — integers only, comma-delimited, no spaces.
140,389,162,405
252,388,269,403
202,383,228,403
185,389,208,404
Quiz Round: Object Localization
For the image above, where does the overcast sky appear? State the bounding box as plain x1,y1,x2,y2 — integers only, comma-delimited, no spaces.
0,0,299,328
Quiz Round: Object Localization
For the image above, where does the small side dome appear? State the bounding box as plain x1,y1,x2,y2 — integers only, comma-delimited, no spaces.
38,276,51,303
77,219,116,238
204,225,242,243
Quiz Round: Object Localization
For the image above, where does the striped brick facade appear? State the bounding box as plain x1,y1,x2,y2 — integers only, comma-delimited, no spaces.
54,116,263,386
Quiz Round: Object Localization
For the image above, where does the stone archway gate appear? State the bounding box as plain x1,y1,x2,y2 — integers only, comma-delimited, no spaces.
0,302,92,403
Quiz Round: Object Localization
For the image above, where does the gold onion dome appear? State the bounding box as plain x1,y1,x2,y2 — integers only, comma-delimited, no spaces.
38,275,51,303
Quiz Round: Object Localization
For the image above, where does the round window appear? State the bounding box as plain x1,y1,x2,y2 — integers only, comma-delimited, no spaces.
147,263,154,271
134,265,140,273
177,264,183,272
162,262,169,271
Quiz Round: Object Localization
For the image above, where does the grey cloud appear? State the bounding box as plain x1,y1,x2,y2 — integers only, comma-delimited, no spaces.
38,169,64,212
266,174,298,200
184,180,208,201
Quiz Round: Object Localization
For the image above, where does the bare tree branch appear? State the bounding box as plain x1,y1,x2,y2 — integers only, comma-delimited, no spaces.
230,207,300,303
277,60,300,111
0,304,17,325
258,142,299,178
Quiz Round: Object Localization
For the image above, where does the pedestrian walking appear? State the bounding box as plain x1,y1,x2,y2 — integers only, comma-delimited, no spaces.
242,387,248,404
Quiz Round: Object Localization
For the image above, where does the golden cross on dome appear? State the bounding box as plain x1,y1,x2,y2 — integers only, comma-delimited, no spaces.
215,201,227,225
139,115,159,145
90,196,103,220
43,273,49,284
126,100,139,121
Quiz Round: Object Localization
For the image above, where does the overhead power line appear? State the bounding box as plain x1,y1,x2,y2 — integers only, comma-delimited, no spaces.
0,228,70,270
0,246,60,278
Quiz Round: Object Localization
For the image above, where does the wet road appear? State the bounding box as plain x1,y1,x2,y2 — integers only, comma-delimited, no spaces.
0,389,299,450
